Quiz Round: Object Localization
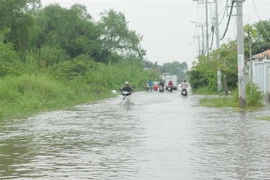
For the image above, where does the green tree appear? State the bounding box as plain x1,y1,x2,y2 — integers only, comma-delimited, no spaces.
97,9,146,63
189,40,238,92
30,4,99,59
0,30,23,76
160,61,188,82
0,0,40,29
0,0,41,55
251,20,270,54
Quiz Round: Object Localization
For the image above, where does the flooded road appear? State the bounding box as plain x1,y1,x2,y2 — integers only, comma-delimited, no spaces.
1,91,270,179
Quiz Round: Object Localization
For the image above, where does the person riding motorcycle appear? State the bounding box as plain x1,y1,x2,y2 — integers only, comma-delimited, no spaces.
180,80,188,89
153,79,159,91
167,80,173,92
121,82,133,94
180,80,188,96
146,79,153,91
159,80,165,90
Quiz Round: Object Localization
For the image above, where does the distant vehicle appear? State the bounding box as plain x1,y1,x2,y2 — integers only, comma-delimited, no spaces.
161,73,178,91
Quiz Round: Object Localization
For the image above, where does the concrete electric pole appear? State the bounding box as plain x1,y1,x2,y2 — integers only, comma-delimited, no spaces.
236,0,246,108
192,0,208,55
192,35,201,56
214,0,222,92
191,21,205,55
205,0,209,55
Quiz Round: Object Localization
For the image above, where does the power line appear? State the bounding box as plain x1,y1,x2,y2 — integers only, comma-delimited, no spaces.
252,0,270,41
219,0,228,25
219,0,235,41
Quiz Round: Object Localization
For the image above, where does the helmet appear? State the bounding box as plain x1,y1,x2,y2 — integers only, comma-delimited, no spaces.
125,81,129,84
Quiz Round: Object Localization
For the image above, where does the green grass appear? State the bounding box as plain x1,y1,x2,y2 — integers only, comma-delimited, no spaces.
0,74,116,120
199,96,238,108
255,116,270,121
199,95,265,111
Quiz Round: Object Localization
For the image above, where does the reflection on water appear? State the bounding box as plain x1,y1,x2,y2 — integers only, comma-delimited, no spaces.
1,92,270,179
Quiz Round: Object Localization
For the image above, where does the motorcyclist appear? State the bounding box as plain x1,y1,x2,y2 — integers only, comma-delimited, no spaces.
153,79,159,91
121,81,133,94
159,80,165,89
167,80,173,92
180,80,188,96
168,80,173,87
147,79,153,91
180,80,188,89
153,79,159,86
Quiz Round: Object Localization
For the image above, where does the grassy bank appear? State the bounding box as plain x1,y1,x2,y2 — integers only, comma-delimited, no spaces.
199,95,238,108
0,74,116,120
198,83,265,110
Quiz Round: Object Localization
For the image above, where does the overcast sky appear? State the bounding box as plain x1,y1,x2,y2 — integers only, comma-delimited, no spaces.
40,0,270,68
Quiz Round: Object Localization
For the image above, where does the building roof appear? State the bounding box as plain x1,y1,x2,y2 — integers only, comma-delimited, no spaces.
252,49,270,59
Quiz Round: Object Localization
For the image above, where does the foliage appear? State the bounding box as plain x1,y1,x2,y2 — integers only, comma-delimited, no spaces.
199,85,263,109
160,61,188,82
199,96,238,107
7,0,270,120
189,39,238,93
0,0,41,29
0,30,24,76
246,82,263,107
0,74,114,120
200,82,263,109
0,0,41,56
231,82,263,107
30,4,99,58
97,9,146,63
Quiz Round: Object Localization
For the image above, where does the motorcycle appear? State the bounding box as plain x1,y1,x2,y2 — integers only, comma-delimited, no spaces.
159,85,164,92
145,84,149,91
146,84,153,92
180,83,188,96
121,91,132,104
153,84,158,91
119,89,132,104
181,88,188,96
167,85,173,92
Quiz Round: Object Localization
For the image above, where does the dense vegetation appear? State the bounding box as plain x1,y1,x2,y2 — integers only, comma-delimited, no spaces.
0,0,168,120
188,20,270,107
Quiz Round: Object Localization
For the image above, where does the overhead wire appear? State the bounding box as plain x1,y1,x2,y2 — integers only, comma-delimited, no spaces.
219,0,235,41
219,0,228,25
252,0,270,41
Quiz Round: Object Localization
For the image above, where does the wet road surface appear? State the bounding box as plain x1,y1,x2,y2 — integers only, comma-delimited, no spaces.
1,90,270,179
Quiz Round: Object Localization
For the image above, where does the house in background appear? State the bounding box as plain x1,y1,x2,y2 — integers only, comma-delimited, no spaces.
249,49,270,100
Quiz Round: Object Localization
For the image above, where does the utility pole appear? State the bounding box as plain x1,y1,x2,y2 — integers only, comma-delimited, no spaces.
198,35,201,55
214,0,222,92
191,21,205,55
248,31,253,83
236,0,246,108
205,0,209,55
191,0,207,55
201,24,205,55
192,35,201,56
248,31,253,96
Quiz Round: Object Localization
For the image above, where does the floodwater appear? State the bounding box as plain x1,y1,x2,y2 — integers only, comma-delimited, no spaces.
1,90,270,180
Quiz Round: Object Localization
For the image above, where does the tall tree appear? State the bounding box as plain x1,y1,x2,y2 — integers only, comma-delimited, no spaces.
97,9,146,63
30,4,99,58
252,20,270,53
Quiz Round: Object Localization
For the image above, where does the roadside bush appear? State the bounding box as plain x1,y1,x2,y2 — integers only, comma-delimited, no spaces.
246,82,263,106
231,82,263,107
